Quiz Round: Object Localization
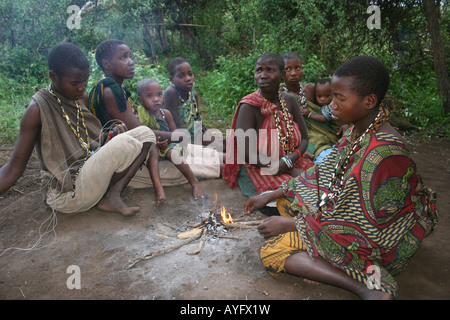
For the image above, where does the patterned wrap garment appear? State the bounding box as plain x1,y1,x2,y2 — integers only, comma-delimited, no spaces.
272,130,438,298
223,90,314,194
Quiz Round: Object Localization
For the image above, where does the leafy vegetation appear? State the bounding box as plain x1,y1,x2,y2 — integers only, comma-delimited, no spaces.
0,0,449,143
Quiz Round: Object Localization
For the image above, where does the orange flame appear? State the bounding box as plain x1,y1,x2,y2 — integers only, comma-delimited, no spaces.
220,205,234,224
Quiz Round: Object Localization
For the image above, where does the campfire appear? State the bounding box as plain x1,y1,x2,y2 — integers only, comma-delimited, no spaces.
128,197,263,269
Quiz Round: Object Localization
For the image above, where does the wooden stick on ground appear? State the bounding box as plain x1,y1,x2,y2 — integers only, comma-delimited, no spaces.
187,227,208,255
128,231,203,269
222,222,259,229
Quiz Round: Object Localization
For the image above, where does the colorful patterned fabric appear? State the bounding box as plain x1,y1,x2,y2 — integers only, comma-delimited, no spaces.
138,106,180,158
138,106,170,132
176,89,205,142
223,90,314,195
88,76,136,131
270,130,438,298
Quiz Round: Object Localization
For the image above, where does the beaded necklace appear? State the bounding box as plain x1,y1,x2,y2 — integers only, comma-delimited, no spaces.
260,90,295,155
48,85,94,196
283,83,307,110
318,106,389,209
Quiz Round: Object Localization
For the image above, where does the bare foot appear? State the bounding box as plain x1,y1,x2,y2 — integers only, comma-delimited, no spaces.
156,192,166,206
97,197,139,217
359,288,394,300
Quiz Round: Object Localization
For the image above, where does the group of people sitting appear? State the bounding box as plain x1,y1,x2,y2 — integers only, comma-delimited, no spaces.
0,40,438,300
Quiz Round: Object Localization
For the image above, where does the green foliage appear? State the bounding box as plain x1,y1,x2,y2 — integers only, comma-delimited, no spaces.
0,0,448,143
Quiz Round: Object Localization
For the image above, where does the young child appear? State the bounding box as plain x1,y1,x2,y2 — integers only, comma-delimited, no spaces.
88,39,142,131
245,56,438,300
0,42,158,217
304,78,333,123
88,39,172,205
163,57,219,148
137,78,204,201
281,52,340,163
163,57,224,178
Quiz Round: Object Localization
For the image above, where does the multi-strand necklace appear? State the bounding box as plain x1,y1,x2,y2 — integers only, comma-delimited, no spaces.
260,90,295,155
48,85,94,196
317,106,389,209
283,83,307,110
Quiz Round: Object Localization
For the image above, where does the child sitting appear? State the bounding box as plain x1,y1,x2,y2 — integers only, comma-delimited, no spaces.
163,57,224,177
137,78,204,202
0,42,157,217
88,39,190,205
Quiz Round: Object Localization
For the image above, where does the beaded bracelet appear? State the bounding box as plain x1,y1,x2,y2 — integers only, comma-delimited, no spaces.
281,156,293,169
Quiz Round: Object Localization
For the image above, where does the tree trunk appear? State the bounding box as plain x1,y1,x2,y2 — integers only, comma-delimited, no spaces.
174,0,211,64
423,0,450,115
157,3,169,57
141,14,156,60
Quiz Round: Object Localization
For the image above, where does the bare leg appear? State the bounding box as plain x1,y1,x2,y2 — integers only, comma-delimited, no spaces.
148,148,166,206
284,251,394,300
166,149,204,200
97,142,152,216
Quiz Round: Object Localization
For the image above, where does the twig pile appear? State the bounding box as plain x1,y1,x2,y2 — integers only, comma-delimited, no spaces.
127,209,263,269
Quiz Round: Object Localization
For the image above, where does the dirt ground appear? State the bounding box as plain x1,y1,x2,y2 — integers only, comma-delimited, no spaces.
0,133,449,302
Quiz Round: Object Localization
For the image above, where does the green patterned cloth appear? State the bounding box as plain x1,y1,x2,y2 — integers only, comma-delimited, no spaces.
263,130,438,298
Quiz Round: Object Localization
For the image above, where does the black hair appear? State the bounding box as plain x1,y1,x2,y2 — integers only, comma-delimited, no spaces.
95,39,125,71
333,55,389,105
256,53,285,72
313,78,332,105
282,52,302,64
168,57,189,76
47,42,89,77
137,78,159,96
315,78,331,86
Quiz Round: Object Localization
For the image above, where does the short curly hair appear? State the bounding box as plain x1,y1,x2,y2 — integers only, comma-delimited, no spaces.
95,39,125,71
256,53,285,72
333,55,389,105
47,42,89,77
167,57,189,77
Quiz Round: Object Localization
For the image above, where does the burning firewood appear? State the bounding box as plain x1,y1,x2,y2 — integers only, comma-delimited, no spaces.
127,204,264,269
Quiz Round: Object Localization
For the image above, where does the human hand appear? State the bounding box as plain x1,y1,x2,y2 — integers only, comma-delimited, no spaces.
301,108,309,116
336,124,349,136
257,216,296,238
244,194,271,214
156,137,168,150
